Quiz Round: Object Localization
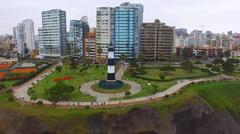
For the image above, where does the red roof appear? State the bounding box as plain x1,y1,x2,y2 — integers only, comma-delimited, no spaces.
0,64,10,70
0,72,5,79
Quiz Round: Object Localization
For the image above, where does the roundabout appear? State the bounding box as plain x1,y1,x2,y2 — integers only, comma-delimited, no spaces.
80,80,141,101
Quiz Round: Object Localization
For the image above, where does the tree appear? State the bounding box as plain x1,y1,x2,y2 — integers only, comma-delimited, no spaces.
223,59,236,73
56,66,62,72
0,84,6,91
97,46,102,63
120,53,127,73
181,59,194,72
45,82,75,104
159,72,166,80
63,56,71,75
152,84,158,94
125,91,131,97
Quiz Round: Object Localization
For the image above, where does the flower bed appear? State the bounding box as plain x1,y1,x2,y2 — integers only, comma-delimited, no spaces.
54,76,73,82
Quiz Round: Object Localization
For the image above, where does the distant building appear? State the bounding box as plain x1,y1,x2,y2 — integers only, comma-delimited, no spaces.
113,2,143,59
96,7,114,61
140,19,175,62
39,9,67,58
175,28,188,36
84,32,97,61
13,23,26,55
11,63,37,74
13,19,35,56
231,50,240,59
69,20,84,57
23,19,35,51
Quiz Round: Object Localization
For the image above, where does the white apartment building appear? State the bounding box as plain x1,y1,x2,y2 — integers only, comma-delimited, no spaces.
96,7,113,59
23,19,35,51
13,19,35,56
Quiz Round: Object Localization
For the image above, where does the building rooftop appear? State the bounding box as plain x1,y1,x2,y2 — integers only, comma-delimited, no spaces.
12,63,36,69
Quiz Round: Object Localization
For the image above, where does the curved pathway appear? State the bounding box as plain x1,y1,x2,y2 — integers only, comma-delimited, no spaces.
80,80,141,102
12,63,237,108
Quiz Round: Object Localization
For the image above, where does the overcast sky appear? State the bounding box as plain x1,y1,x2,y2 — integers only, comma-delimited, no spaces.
0,0,239,35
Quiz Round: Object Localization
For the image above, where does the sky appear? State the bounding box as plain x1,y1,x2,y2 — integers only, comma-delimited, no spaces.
0,0,239,35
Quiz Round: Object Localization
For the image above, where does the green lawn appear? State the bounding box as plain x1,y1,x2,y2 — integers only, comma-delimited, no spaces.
0,80,240,133
118,67,209,100
0,80,17,89
137,68,210,81
31,65,107,102
188,81,240,112
92,83,130,94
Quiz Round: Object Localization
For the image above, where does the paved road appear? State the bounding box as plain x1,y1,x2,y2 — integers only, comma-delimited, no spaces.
12,64,236,107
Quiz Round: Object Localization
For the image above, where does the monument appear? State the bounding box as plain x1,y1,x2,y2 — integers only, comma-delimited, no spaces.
98,45,123,89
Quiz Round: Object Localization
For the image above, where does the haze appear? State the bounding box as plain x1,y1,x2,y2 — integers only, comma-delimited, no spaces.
0,0,239,34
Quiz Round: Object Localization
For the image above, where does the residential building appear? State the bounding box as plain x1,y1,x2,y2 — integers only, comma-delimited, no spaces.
23,19,35,51
113,2,143,59
69,20,84,57
13,19,35,56
13,23,25,55
231,50,240,59
39,9,67,58
140,19,175,62
96,7,114,60
84,32,97,61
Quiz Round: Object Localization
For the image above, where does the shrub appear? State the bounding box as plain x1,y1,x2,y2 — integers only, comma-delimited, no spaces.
159,72,166,80
56,66,62,72
8,95,14,102
125,91,131,96
36,100,43,105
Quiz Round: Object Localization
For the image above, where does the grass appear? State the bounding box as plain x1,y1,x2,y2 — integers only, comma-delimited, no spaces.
188,81,240,112
137,68,210,81
92,83,130,94
31,64,107,102
0,80,240,133
0,80,17,89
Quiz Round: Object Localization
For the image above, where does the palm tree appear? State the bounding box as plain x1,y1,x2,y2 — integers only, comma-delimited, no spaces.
97,46,102,63
63,56,71,75
120,53,127,73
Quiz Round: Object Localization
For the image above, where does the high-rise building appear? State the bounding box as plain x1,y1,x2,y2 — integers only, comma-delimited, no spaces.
13,24,25,55
39,9,67,58
13,19,35,56
140,19,175,62
23,19,35,51
37,28,43,51
69,20,84,57
113,2,143,59
96,7,114,60
84,32,97,61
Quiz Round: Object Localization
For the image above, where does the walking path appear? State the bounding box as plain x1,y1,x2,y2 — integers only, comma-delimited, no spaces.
80,80,141,101
115,64,129,80
12,63,237,108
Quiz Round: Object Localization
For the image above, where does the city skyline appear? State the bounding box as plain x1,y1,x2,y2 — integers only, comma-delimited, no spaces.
0,0,239,35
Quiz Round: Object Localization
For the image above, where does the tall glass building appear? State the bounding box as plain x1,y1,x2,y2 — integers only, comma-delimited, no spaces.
69,20,83,57
40,9,67,58
68,19,89,57
113,2,143,59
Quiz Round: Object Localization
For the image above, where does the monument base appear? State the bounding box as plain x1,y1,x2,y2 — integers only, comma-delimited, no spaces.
98,80,124,89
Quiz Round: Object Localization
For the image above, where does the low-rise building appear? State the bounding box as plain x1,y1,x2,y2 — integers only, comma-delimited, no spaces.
84,32,97,61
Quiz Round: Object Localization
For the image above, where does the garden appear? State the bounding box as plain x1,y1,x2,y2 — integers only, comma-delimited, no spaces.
29,64,107,102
